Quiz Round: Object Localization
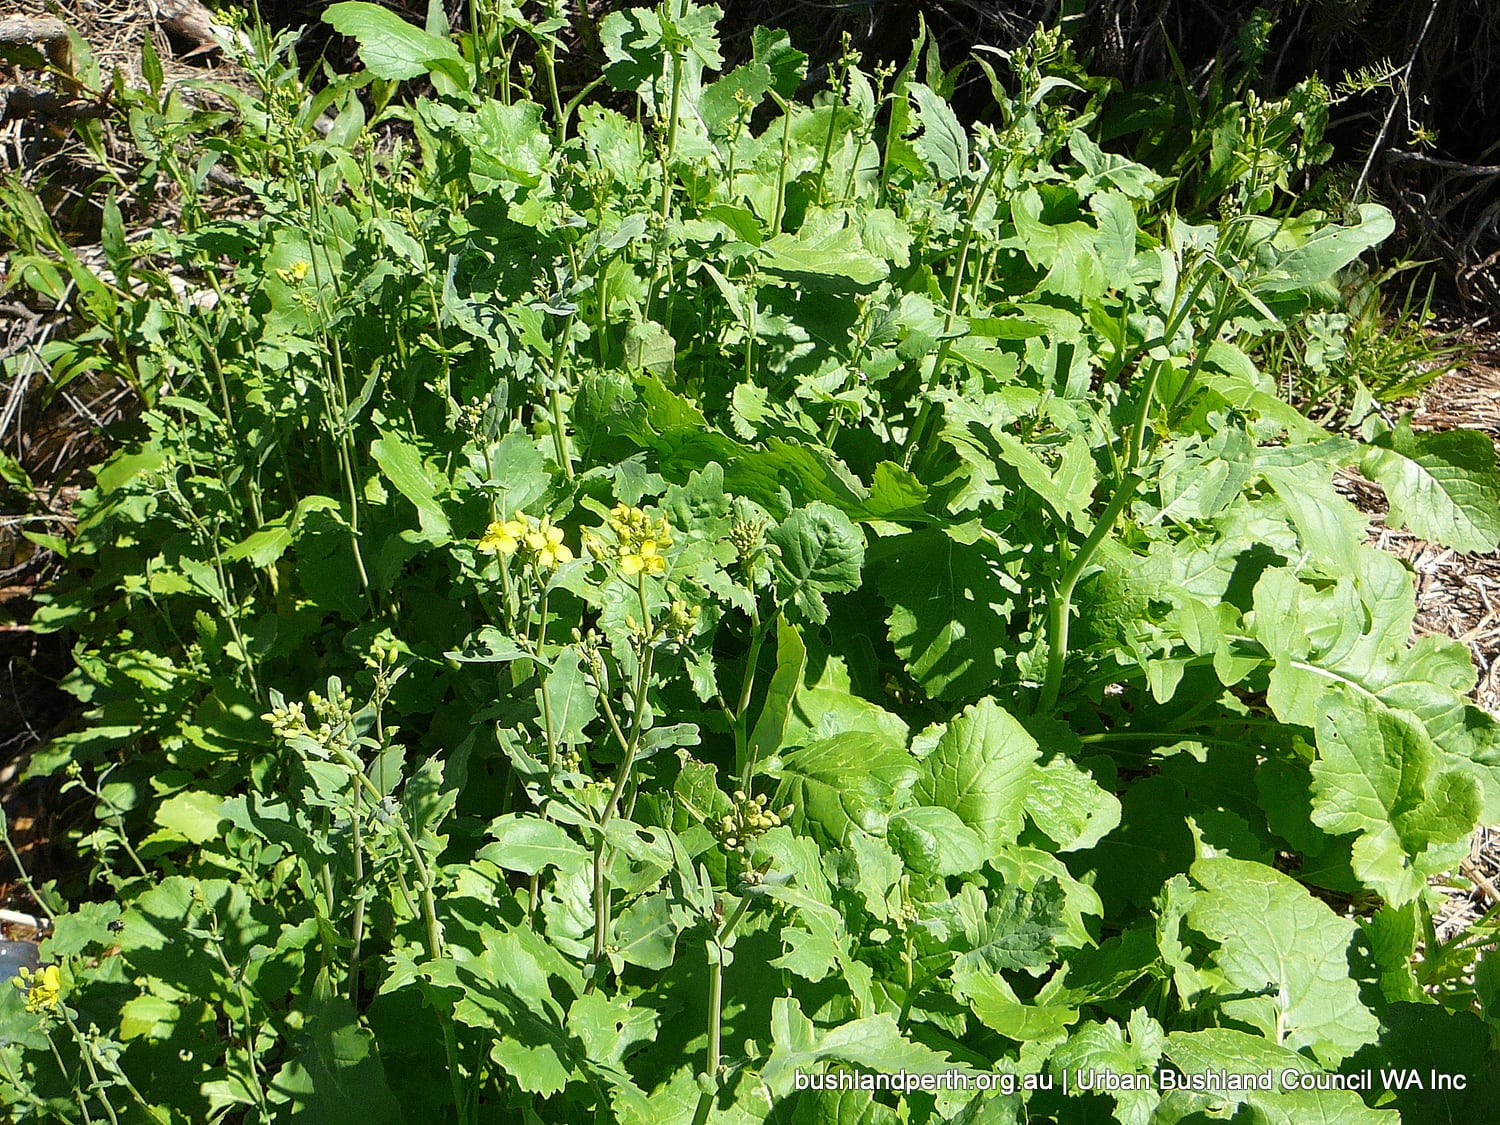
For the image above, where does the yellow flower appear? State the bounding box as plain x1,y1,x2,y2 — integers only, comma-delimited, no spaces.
528,518,573,569
275,259,311,284
15,965,61,1015
478,514,528,556
620,538,666,576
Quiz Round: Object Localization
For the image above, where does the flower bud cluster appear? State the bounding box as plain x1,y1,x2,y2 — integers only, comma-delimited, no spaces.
264,680,358,752
665,598,701,646
715,790,793,854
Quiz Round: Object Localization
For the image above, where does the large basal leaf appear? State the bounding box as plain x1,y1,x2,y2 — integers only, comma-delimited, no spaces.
1361,419,1500,553
871,529,1019,701
1348,1002,1500,1124
886,806,986,876
913,698,1038,849
1164,1028,1397,1124
769,733,918,843
268,997,401,1124
954,879,1066,975
1310,684,1480,905
1186,858,1379,1065
1022,755,1121,853
480,815,589,876
370,430,450,540
759,213,889,290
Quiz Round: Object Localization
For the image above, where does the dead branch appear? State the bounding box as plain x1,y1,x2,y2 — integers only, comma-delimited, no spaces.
0,16,72,75
2,87,109,123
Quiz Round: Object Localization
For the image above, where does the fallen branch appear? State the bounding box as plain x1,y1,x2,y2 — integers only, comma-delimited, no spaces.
3,86,109,122
1387,150,1500,178
0,15,72,74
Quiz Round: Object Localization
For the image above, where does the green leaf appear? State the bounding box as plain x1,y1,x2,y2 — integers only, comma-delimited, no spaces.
457,100,554,190
222,522,294,568
611,892,678,970
480,815,589,875
536,647,597,748
445,627,535,665
990,431,1097,530
1090,192,1139,279
1361,420,1500,553
1259,203,1395,292
269,996,401,1124
761,999,960,1096
956,967,1078,1041
914,698,1039,849
370,430,450,539
1023,755,1121,852
119,994,180,1041
887,806,986,875
955,879,1066,975
871,529,1018,701
760,220,889,290
1187,857,1379,1064
152,790,228,845
858,462,929,521
1164,1028,1397,1124
323,2,464,81
770,733,919,844
908,83,968,181
1348,1002,1500,1124
747,615,807,774
1311,684,1480,904
1050,1013,1165,1125
783,682,909,752
767,502,865,624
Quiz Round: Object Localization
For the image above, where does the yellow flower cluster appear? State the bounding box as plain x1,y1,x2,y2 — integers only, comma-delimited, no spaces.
15,964,61,1015
478,512,574,569
593,504,672,578
274,259,311,285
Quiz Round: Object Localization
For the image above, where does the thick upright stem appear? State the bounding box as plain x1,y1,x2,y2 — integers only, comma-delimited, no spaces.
1036,475,1141,715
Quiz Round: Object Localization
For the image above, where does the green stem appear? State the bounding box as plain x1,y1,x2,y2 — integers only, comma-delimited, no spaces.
771,94,793,234
46,1031,91,1124
689,894,753,1125
1036,475,1142,715
349,776,366,1008
548,387,574,480
644,10,686,323
329,744,444,960
204,926,268,1116
735,605,768,790
587,626,656,990
0,807,57,920
902,159,1000,470
442,1019,473,1125
60,1014,119,1125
